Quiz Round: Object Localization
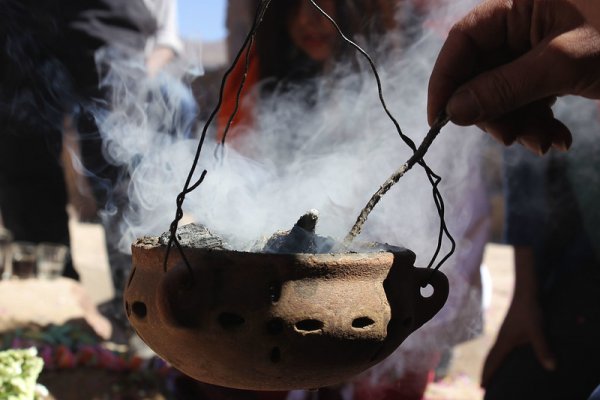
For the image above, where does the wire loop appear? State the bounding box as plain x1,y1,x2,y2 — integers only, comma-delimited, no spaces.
163,0,455,278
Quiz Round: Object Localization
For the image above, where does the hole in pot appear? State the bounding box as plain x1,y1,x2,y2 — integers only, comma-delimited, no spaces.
218,312,245,329
268,281,281,303
402,317,413,327
270,347,281,363
267,318,284,335
420,284,434,298
295,319,324,332
125,301,131,317
352,317,375,329
132,301,147,319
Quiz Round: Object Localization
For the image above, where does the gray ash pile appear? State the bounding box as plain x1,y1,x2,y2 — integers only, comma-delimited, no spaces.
159,224,226,250
161,210,404,255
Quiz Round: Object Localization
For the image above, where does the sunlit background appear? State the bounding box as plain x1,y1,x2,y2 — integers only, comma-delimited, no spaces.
178,0,227,41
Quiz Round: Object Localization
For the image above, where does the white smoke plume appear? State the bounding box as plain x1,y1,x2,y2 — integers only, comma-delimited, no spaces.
96,0,490,380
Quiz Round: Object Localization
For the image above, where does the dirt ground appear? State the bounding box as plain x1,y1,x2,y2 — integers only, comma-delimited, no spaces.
69,217,515,400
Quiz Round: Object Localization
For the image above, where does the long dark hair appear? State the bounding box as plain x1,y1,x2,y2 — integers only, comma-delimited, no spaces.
254,0,398,81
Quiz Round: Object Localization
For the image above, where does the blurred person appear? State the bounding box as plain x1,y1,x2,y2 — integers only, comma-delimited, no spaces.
143,0,185,77
0,0,155,280
212,1,491,399
94,0,197,313
425,1,600,399
0,0,195,340
483,99,600,399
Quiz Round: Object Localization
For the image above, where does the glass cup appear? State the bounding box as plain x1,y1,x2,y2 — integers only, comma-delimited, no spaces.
0,228,13,279
11,242,37,279
36,243,67,280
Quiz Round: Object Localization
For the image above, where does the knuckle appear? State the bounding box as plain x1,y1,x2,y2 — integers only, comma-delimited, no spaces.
480,69,518,115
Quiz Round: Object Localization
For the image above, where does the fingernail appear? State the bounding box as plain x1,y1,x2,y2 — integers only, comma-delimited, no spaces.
519,137,545,156
540,141,551,155
447,89,481,124
565,135,572,150
554,135,572,152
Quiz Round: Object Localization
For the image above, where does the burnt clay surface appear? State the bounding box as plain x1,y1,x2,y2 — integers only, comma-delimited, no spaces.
125,236,449,391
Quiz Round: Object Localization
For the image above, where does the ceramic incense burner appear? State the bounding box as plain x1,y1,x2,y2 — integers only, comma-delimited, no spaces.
124,236,448,390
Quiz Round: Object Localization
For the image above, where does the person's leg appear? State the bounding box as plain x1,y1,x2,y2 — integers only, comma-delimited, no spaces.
0,126,79,279
76,110,132,298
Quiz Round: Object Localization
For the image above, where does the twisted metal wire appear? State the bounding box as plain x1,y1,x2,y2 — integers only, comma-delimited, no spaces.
164,0,455,280
307,0,455,272
163,0,272,275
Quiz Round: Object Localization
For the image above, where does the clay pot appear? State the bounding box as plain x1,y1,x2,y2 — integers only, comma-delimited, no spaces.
124,237,448,391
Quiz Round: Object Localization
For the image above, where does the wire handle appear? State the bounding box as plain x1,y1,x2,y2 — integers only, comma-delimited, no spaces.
164,0,455,276
307,0,455,272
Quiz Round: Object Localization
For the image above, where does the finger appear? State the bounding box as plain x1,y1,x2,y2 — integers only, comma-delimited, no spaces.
481,101,572,153
481,335,520,388
530,326,557,371
445,43,567,126
427,28,478,126
427,0,533,125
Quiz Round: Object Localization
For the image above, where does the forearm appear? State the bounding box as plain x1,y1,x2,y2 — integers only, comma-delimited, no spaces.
512,246,538,301
146,46,176,77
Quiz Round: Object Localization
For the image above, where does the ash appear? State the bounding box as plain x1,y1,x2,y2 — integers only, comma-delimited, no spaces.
158,223,226,250
162,210,404,254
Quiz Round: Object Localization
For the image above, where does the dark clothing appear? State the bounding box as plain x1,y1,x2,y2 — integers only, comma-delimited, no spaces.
0,0,155,129
0,0,154,279
484,262,600,400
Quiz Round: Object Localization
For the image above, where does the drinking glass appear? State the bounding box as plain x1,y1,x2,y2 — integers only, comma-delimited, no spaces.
36,242,67,280
11,242,37,279
0,228,12,279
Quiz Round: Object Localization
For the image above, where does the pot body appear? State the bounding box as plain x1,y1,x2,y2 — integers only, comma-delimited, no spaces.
125,237,448,390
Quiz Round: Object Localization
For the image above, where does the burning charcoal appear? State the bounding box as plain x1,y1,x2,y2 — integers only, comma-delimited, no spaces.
350,241,406,254
159,223,226,250
263,210,336,254
295,210,318,232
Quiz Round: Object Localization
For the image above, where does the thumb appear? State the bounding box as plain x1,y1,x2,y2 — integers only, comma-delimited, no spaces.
446,48,558,126
530,326,557,371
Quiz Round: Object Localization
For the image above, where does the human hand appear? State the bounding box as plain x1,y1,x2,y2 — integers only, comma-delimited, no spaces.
481,293,556,387
146,46,176,78
481,246,556,388
427,0,600,154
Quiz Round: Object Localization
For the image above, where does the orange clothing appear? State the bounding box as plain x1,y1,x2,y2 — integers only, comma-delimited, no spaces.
216,46,260,143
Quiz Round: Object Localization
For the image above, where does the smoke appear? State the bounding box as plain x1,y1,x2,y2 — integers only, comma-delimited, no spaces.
99,33,486,254
94,0,490,381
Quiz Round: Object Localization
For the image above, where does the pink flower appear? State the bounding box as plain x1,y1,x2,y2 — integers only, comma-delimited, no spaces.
55,345,76,369
76,346,99,367
40,346,55,370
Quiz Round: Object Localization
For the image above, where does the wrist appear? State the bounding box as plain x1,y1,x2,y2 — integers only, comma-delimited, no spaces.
512,246,539,300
